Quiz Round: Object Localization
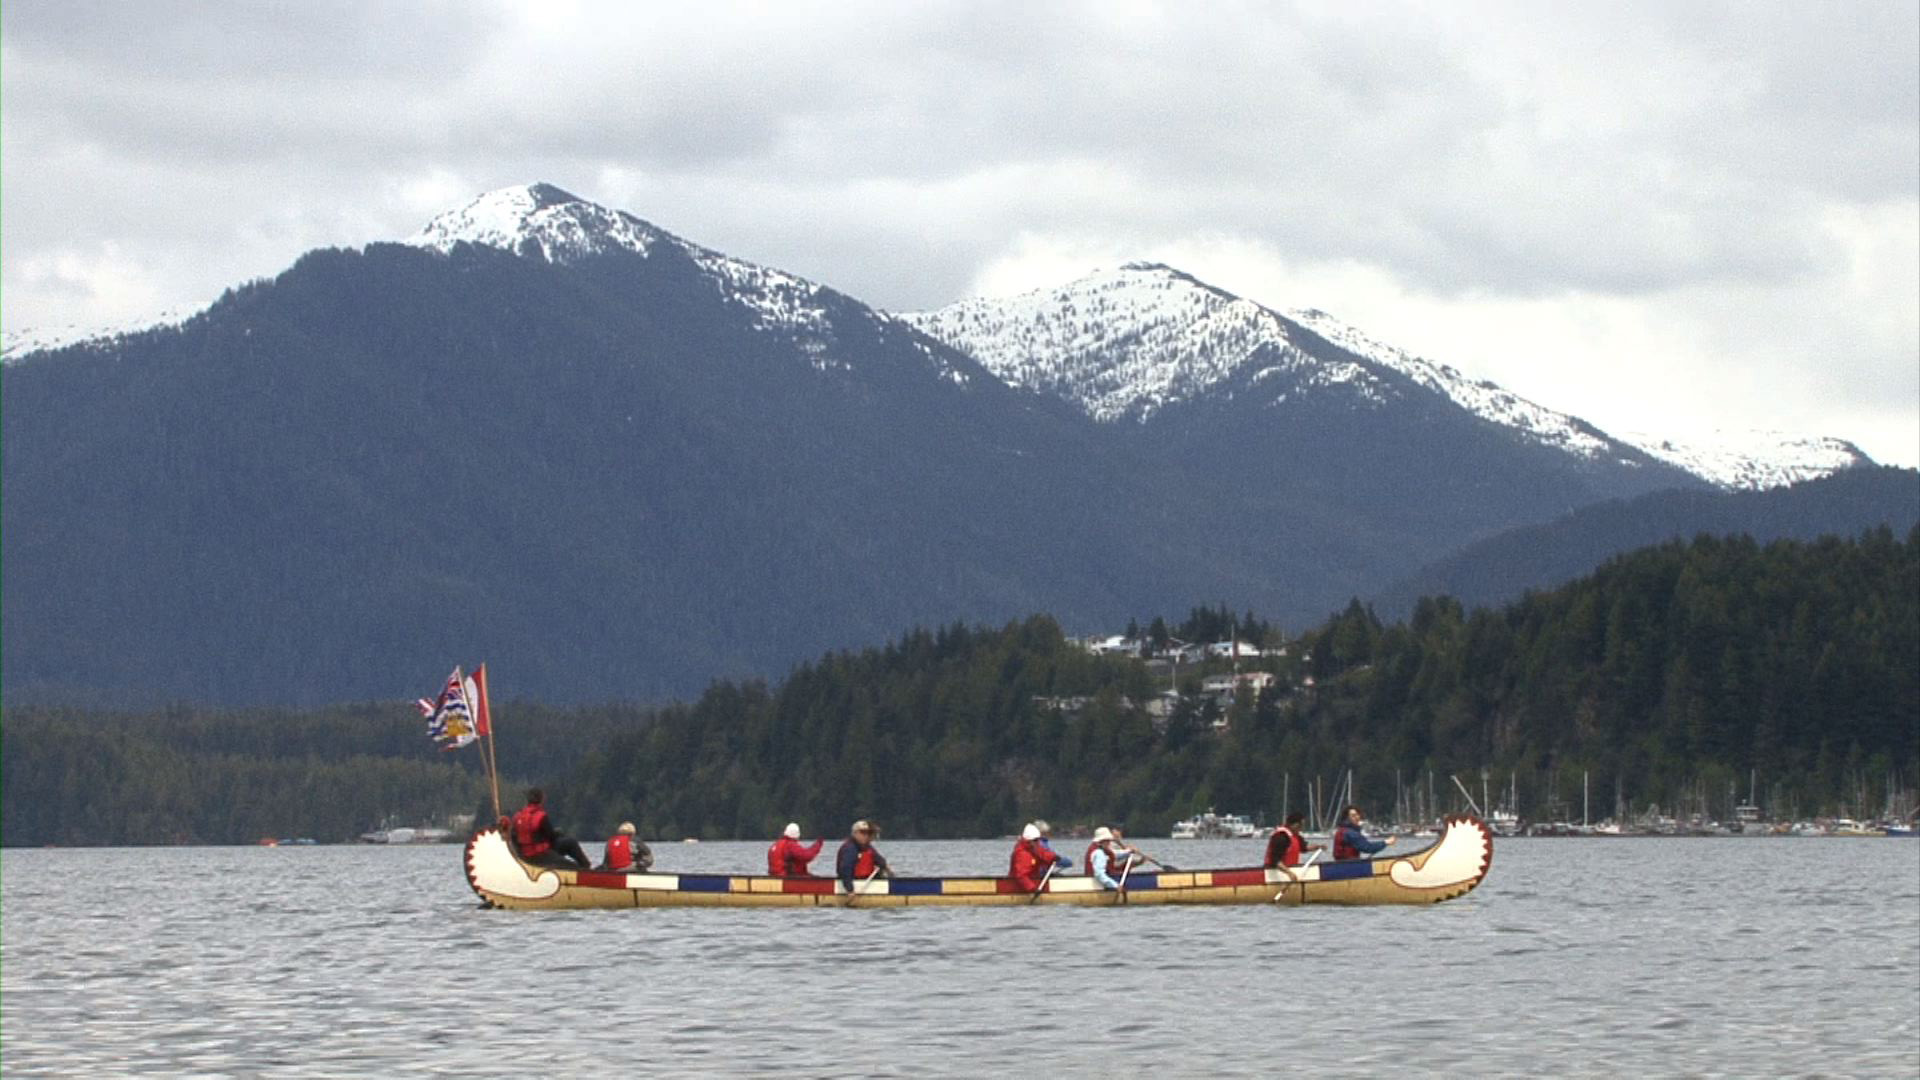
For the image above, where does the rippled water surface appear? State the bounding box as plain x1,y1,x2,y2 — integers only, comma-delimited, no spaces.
4,837,1917,1077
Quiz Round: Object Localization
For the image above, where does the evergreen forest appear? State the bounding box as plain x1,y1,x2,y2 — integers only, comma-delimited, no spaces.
3,528,1914,846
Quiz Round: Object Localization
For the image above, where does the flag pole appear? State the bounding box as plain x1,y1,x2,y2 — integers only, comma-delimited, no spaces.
474,664,503,822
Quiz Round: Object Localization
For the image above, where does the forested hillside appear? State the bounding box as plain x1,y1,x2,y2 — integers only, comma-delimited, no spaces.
5,528,1913,845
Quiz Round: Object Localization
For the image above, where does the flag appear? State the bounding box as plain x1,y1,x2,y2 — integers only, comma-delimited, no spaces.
469,663,493,737
417,666,478,749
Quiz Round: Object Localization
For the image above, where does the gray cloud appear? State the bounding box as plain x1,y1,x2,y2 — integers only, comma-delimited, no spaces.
3,0,1914,462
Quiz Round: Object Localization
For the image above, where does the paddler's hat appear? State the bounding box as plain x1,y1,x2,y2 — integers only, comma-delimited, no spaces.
783,822,801,839
618,822,636,835
1021,823,1041,841
1092,826,1115,843
1033,819,1052,836
852,819,876,836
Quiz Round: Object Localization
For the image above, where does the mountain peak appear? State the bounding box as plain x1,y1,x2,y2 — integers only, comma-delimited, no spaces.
406,182,663,262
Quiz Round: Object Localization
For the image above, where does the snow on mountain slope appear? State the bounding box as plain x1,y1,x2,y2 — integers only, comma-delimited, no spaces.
1283,307,1619,461
1619,430,1874,491
2,305,204,365
901,263,1386,423
903,264,1632,465
408,183,969,382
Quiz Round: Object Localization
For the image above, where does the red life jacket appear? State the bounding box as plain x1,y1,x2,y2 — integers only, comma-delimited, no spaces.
853,844,877,878
604,834,634,871
767,839,785,876
1084,841,1102,873
512,804,551,858
1267,827,1303,867
1333,825,1359,861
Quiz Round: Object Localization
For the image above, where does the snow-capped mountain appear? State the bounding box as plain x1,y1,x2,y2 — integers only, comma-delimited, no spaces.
406,183,968,383
903,264,1872,489
1620,430,1874,492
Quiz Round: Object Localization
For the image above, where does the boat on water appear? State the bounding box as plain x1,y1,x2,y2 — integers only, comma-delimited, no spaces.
464,815,1494,910
1168,811,1264,839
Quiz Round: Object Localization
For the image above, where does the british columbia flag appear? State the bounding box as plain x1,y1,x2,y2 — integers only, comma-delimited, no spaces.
416,667,478,749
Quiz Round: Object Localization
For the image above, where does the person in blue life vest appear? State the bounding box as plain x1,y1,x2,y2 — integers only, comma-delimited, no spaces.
1029,820,1074,872
1332,804,1396,860
510,788,593,869
599,821,653,873
836,820,893,890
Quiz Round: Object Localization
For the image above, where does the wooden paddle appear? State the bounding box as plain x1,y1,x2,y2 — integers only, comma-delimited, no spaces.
1115,855,1134,904
1028,860,1059,904
846,867,882,906
1273,849,1322,903
1134,849,1179,872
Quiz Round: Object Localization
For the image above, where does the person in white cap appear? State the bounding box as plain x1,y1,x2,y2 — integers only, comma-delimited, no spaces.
766,821,824,877
598,821,653,872
1008,822,1064,892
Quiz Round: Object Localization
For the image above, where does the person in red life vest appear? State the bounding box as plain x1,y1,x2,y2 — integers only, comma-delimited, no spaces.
1009,822,1064,892
1331,804,1395,860
1085,825,1141,886
835,820,892,891
599,821,654,873
1264,812,1323,868
1031,820,1073,872
767,822,824,877
510,788,592,869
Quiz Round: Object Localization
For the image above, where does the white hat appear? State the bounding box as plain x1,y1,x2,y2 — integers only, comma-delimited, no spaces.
1092,826,1114,842
618,822,636,835
783,822,800,839
1021,823,1041,841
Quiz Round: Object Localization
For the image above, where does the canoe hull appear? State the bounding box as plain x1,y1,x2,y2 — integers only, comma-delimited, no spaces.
465,815,1493,910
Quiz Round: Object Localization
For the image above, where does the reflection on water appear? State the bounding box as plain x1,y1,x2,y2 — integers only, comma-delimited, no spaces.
3,838,1916,1077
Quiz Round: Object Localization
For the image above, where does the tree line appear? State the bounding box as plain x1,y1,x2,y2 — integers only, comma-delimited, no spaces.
3,527,1913,845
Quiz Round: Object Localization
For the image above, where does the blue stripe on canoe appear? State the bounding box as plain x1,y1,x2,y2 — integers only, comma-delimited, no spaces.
891,878,941,896
1126,873,1159,890
678,874,732,893
1318,860,1375,881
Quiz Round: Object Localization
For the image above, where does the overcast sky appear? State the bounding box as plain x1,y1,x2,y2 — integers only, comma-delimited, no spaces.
5,1,1915,464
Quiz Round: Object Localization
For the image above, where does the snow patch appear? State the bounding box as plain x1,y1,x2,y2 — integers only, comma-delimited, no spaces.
1619,430,1872,491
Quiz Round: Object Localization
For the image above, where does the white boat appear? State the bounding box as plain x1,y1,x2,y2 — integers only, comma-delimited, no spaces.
1169,811,1263,840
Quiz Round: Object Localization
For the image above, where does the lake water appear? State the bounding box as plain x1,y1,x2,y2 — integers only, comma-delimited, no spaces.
3,837,1916,1077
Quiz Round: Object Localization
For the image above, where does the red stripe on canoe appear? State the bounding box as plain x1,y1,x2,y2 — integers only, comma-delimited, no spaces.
782,877,836,895
1209,869,1267,887
576,871,631,889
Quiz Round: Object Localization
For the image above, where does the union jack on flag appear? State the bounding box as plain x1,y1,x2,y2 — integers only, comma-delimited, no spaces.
416,667,478,749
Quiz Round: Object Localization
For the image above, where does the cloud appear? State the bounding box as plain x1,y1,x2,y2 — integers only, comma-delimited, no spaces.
2,1,1914,463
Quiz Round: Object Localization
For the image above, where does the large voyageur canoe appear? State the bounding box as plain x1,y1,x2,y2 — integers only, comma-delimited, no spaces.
465,815,1493,909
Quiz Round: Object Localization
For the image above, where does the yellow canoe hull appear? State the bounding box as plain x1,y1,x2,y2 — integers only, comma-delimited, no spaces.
465,815,1493,910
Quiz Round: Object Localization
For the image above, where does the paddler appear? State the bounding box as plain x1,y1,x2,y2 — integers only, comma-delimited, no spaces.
1264,812,1322,868
599,822,653,872
509,788,593,869
1085,826,1132,890
1009,822,1064,892
1332,805,1396,860
836,819,892,891
767,822,824,877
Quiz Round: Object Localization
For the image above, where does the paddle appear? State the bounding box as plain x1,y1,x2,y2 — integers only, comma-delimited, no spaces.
1134,849,1179,872
1115,854,1133,904
1028,860,1059,904
846,867,882,906
1273,849,1322,903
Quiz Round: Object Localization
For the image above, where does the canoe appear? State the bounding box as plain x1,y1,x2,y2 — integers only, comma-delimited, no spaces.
464,814,1493,910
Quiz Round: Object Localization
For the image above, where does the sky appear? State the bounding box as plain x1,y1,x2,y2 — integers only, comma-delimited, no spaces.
4,1,1916,465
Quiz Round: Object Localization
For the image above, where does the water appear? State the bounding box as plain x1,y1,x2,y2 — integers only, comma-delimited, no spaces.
3,838,1916,1077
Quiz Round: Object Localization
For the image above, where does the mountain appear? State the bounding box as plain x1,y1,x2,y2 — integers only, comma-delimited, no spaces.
1373,465,1920,617
902,264,1872,492
3,184,1170,704
0,184,1889,706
